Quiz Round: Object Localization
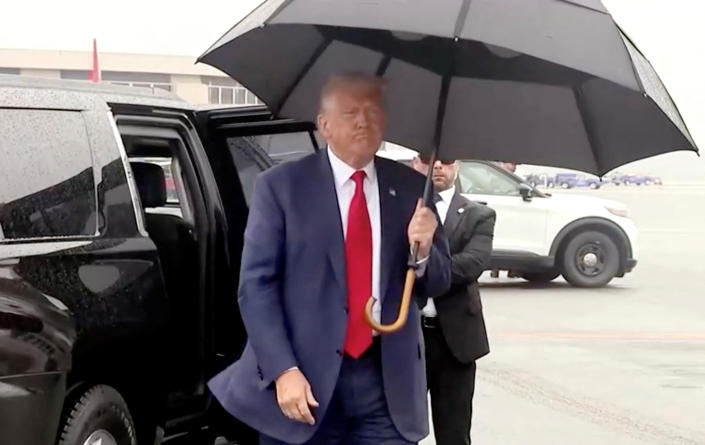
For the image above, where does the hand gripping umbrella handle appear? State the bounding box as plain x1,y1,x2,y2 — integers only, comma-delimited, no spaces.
362,145,437,334
363,242,420,333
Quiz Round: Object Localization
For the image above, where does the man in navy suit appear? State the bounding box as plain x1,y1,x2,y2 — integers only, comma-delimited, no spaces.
208,73,451,444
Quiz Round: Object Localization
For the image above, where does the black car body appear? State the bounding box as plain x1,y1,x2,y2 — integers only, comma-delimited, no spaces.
0,75,320,445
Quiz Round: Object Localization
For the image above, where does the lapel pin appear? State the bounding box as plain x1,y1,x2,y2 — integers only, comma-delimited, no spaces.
458,208,465,214
389,188,396,196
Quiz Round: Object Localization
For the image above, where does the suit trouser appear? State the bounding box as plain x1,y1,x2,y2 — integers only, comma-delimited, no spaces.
424,324,477,445
259,339,414,445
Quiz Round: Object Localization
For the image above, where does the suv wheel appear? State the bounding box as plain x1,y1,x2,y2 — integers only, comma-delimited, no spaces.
58,385,137,445
560,231,620,287
521,271,560,283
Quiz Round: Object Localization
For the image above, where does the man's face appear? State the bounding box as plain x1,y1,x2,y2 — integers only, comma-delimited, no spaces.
502,162,517,173
411,156,459,192
317,86,386,162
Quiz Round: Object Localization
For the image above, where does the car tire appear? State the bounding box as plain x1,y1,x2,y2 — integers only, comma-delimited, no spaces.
521,271,560,283
58,384,137,445
560,231,620,288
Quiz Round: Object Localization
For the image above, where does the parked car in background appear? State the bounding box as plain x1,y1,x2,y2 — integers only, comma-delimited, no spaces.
554,173,578,189
574,175,605,189
377,147,639,288
606,172,661,186
525,173,555,188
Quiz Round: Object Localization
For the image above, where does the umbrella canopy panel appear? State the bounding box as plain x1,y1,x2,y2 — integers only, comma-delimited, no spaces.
199,0,697,175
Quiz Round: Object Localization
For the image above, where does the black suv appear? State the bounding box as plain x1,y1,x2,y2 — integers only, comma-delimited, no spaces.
0,75,321,445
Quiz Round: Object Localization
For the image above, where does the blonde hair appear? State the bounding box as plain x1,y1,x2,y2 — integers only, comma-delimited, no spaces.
319,72,387,114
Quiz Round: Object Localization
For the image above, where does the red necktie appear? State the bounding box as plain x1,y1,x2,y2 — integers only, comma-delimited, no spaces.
343,170,373,358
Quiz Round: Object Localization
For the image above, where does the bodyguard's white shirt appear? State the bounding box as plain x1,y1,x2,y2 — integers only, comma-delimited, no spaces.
421,186,455,318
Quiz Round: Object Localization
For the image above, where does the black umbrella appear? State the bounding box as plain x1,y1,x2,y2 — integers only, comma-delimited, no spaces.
198,0,698,332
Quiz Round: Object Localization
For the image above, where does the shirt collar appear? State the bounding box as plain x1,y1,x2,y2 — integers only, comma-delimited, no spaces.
327,146,376,188
438,185,456,204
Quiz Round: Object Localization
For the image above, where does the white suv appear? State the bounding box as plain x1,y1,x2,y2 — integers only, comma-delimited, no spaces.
378,147,638,288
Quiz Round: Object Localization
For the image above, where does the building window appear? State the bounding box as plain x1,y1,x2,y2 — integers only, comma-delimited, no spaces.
61,70,173,91
207,83,261,105
109,81,172,92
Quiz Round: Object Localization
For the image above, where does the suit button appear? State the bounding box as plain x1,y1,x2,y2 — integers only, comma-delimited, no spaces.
336,349,343,356
344,307,349,314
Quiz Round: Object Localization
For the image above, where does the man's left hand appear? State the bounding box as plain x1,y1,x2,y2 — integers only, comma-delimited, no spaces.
408,198,437,260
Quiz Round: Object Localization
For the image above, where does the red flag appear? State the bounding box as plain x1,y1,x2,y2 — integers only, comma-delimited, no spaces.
90,38,101,83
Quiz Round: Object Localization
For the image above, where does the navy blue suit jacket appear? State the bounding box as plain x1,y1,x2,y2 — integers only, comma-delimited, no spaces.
208,150,451,443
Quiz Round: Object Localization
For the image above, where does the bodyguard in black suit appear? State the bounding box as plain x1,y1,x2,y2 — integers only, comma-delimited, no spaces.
411,155,496,445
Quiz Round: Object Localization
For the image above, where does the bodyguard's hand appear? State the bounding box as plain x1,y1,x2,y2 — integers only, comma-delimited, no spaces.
275,369,319,425
408,198,438,259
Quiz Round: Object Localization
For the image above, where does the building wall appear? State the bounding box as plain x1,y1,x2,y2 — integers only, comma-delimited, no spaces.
0,48,258,106
171,74,209,105
20,68,61,79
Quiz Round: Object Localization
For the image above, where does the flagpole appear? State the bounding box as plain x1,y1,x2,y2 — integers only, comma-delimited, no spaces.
90,38,100,83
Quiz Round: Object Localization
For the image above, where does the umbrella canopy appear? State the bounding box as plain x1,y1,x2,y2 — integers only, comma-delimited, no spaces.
199,0,697,177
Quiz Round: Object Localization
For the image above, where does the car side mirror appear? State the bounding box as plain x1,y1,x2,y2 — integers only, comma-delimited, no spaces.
518,183,533,201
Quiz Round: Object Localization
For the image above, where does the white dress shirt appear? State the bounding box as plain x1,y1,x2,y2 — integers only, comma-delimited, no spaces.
280,148,431,375
421,186,455,318
327,148,383,328
328,148,428,332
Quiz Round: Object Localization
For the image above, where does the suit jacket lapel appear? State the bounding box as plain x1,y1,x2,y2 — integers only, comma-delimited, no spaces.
316,150,347,293
444,193,467,238
376,159,400,306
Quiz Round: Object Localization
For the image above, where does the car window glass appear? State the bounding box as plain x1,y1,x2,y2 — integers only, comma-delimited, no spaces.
128,156,184,219
226,138,265,207
0,109,97,240
226,131,316,205
458,162,520,196
129,157,178,204
248,132,317,165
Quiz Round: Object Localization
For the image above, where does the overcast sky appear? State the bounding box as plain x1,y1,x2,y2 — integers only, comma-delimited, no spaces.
3,0,704,178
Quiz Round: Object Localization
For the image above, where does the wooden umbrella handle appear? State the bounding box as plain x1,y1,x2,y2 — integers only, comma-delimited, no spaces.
364,268,416,334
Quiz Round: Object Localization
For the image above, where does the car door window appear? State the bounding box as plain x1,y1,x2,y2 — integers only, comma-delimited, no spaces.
0,109,97,240
227,139,266,207
246,132,318,165
458,162,520,196
226,130,318,204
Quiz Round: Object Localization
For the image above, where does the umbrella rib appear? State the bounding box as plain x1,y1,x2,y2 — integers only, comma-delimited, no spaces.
453,0,473,37
615,25,645,93
376,54,392,77
269,0,296,23
275,36,332,114
557,0,609,15
573,87,602,175
198,0,273,60
426,41,458,206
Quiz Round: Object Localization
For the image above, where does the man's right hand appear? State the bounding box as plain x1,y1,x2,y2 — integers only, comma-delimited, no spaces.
275,368,319,425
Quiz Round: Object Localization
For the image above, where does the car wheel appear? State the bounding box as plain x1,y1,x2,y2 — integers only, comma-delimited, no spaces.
58,385,137,445
521,271,560,283
560,231,620,288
